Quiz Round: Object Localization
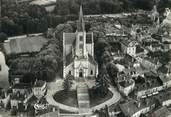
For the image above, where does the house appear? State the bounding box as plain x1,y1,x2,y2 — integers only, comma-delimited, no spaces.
136,56,162,70
63,6,98,79
134,73,163,98
162,8,171,36
11,83,33,110
10,92,26,110
163,41,171,51
155,91,171,107
12,83,32,95
32,80,47,99
120,38,138,57
117,79,135,96
123,65,148,78
151,106,171,117
159,73,171,89
120,99,156,117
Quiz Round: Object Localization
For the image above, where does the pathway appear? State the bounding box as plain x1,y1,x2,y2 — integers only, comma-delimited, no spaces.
77,83,91,114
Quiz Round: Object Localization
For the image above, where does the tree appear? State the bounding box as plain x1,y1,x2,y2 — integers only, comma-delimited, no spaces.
63,75,73,93
0,32,7,43
106,63,119,84
22,73,36,84
96,65,109,97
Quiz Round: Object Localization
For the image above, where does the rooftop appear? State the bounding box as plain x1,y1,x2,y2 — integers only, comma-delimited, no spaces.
34,80,46,87
12,83,31,89
155,91,171,103
64,32,93,45
120,99,155,117
3,35,47,55
134,75,162,92
11,92,26,101
119,79,134,87
152,106,171,117
159,73,171,83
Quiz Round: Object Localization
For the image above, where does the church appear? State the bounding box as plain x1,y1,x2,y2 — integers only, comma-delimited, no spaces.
63,6,98,79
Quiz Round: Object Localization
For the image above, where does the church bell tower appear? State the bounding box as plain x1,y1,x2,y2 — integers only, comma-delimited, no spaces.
75,5,87,58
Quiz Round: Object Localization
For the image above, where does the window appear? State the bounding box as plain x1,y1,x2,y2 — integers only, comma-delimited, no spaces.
91,70,93,75
69,71,71,75
80,36,83,41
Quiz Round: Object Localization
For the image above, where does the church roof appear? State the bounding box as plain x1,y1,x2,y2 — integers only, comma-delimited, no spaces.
65,52,74,66
64,33,93,45
88,54,97,65
65,54,97,67
64,33,76,45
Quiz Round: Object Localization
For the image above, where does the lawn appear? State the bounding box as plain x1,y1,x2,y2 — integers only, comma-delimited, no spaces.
89,90,113,107
53,89,113,108
53,90,78,107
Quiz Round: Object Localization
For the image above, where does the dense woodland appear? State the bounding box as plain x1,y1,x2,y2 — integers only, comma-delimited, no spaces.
0,0,171,37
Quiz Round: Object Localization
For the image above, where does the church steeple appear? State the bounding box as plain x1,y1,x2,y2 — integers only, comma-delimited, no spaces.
77,5,85,32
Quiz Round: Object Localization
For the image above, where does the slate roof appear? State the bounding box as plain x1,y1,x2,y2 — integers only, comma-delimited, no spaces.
64,33,76,45
64,32,93,45
65,52,74,66
155,91,171,103
3,35,47,55
120,99,155,117
65,54,97,67
12,83,31,89
88,54,97,65
152,106,171,117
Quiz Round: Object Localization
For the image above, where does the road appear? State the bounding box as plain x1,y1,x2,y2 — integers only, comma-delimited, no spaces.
0,51,9,89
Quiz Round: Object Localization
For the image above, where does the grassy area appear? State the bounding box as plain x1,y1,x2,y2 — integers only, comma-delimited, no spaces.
53,90,78,107
90,90,113,107
53,89,113,108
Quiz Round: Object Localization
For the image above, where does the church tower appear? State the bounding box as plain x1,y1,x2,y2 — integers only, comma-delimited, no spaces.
75,5,87,58
63,4,98,79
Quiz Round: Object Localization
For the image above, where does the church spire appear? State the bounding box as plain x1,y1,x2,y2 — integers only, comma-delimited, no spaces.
77,5,85,32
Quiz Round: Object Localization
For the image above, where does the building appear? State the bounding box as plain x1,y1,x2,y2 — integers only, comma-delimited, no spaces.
10,92,26,110
11,83,32,110
12,83,32,95
32,80,47,99
162,8,171,36
155,91,171,107
120,38,138,57
136,56,161,70
150,5,159,23
151,106,171,117
63,6,98,79
134,73,163,98
159,72,171,89
117,78,135,96
120,99,156,117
